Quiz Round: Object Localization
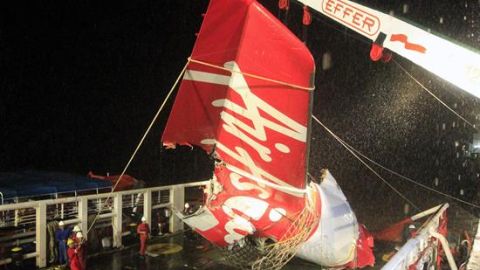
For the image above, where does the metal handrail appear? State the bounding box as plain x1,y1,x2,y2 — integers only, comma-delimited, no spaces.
0,180,209,267
0,180,208,211
381,203,449,270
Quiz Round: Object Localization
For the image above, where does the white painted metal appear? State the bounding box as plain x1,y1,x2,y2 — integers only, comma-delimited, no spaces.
298,0,480,98
0,180,208,267
112,194,123,248
410,205,442,221
296,170,359,266
62,218,80,226
177,207,219,232
36,202,47,267
382,204,449,270
467,219,480,270
170,186,185,233
429,230,457,270
14,209,19,227
0,184,201,213
143,190,152,227
152,203,170,210
78,197,88,238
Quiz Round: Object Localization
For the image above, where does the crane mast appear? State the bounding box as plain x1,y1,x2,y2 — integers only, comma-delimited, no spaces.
298,0,480,98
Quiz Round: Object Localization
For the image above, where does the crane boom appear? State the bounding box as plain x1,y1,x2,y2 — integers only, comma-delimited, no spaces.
298,0,480,98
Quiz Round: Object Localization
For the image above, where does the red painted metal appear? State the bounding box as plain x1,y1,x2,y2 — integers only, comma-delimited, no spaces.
162,0,315,247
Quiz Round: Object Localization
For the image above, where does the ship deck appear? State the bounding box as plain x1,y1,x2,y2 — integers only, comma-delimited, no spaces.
84,203,480,270
83,230,386,270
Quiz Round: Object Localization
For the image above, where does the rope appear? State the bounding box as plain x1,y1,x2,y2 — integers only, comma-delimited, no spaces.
312,115,480,210
334,131,480,210
393,59,477,131
306,172,317,183
251,185,319,270
312,115,420,210
310,4,477,131
307,6,480,209
86,61,189,234
188,57,315,91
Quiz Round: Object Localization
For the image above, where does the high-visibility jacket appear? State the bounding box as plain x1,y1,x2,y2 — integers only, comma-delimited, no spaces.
67,247,81,270
137,222,150,256
137,223,150,240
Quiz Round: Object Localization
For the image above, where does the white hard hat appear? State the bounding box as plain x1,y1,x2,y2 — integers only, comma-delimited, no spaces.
76,232,83,239
184,202,190,209
73,225,81,232
141,216,146,222
408,224,416,229
58,221,65,226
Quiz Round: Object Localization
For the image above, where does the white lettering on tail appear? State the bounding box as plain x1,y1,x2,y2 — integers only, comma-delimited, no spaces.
183,61,308,244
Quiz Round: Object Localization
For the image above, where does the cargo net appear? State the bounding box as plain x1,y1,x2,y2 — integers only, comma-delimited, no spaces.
223,187,319,270
222,236,265,270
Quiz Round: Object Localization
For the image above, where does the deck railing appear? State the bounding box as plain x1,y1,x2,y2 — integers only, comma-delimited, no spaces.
381,203,454,270
0,180,209,267
467,219,480,270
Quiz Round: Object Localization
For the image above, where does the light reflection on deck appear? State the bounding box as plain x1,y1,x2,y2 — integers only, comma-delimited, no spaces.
87,230,380,270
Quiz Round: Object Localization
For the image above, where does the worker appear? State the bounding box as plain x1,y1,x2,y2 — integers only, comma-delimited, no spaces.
10,246,24,270
67,238,81,270
184,202,191,215
408,224,417,238
71,225,82,243
55,221,70,265
137,216,150,258
76,232,86,270
156,211,164,236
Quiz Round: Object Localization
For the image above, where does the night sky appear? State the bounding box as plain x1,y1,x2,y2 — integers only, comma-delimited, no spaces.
0,0,210,183
1,0,480,219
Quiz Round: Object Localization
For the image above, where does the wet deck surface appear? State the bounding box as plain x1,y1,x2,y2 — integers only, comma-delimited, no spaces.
84,205,479,270
83,204,476,270
88,231,233,270
56,203,477,270
86,231,337,270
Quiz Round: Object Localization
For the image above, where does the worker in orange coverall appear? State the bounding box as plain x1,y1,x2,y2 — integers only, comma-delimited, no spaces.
75,232,86,270
67,238,81,270
137,216,150,258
